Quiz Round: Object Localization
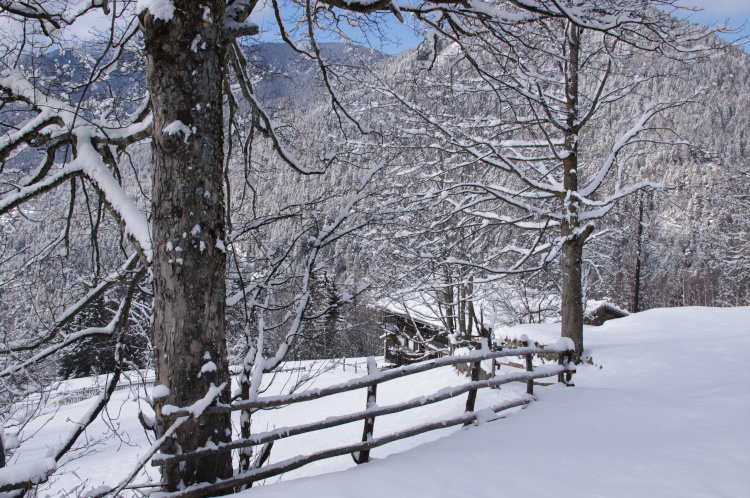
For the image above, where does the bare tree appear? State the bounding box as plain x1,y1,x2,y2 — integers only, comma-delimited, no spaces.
355,2,717,358
0,0,724,495
0,0,379,492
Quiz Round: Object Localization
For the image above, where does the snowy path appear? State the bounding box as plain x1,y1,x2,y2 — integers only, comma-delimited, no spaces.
241,307,750,497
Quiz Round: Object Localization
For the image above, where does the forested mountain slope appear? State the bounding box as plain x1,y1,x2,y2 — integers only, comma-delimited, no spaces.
266,38,750,318
1,34,747,369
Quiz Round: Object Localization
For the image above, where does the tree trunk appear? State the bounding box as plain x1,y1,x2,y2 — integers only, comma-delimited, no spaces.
239,364,253,478
561,235,585,358
0,426,5,468
559,23,588,360
140,1,232,490
633,195,644,312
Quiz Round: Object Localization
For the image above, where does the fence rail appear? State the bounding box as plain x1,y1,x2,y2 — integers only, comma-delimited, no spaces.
58,363,314,405
152,340,575,498
58,379,155,405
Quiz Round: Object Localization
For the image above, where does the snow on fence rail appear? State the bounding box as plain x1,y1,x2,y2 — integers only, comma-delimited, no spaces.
150,339,576,498
58,364,316,406
60,379,156,405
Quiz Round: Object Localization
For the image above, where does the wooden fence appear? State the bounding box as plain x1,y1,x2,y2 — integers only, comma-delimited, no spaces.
58,364,317,406
150,340,575,498
59,379,156,405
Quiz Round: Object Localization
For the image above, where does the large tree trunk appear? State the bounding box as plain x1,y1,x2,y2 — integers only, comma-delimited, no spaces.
559,23,589,360
560,234,585,358
139,1,232,490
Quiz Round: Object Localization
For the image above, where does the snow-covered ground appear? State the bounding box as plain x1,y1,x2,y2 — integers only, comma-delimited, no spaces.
5,307,749,497
243,307,750,498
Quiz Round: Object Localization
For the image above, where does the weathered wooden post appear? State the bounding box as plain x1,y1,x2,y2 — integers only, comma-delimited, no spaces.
0,427,5,469
352,358,378,464
558,350,575,386
565,352,575,386
464,359,481,420
491,342,502,388
522,336,534,395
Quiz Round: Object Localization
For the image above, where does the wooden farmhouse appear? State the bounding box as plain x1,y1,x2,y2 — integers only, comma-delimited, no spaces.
584,301,630,326
381,312,450,367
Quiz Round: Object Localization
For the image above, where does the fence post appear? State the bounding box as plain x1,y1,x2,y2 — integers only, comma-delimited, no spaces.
463,360,481,423
352,359,378,464
557,348,577,386
523,337,533,395
565,352,575,386
491,343,502,389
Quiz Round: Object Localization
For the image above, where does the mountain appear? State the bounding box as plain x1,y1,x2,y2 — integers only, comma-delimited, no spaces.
243,42,389,102
2,32,747,334
247,34,750,317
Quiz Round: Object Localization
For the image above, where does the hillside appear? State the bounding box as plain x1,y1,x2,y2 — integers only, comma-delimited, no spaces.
2,32,747,367
243,34,750,320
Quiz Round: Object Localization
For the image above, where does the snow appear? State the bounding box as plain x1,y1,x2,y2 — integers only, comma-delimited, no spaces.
7,308,750,497
81,486,112,498
162,382,227,418
495,321,563,346
240,307,750,497
0,457,55,489
554,337,575,352
136,0,175,22
200,361,217,375
190,34,202,53
152,384,170,399
163,120,193,143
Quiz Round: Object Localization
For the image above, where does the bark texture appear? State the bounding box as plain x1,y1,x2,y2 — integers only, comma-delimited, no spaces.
560,236,585,358
139,1,232,490
559,24,589,360
633,195,644,313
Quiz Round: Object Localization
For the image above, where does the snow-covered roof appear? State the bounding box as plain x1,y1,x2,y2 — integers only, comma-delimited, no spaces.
585,300,630,317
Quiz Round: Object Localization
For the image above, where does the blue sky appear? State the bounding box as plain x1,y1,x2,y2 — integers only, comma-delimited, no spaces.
680,0,750,49
249,0,750,54
54,0,750,54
